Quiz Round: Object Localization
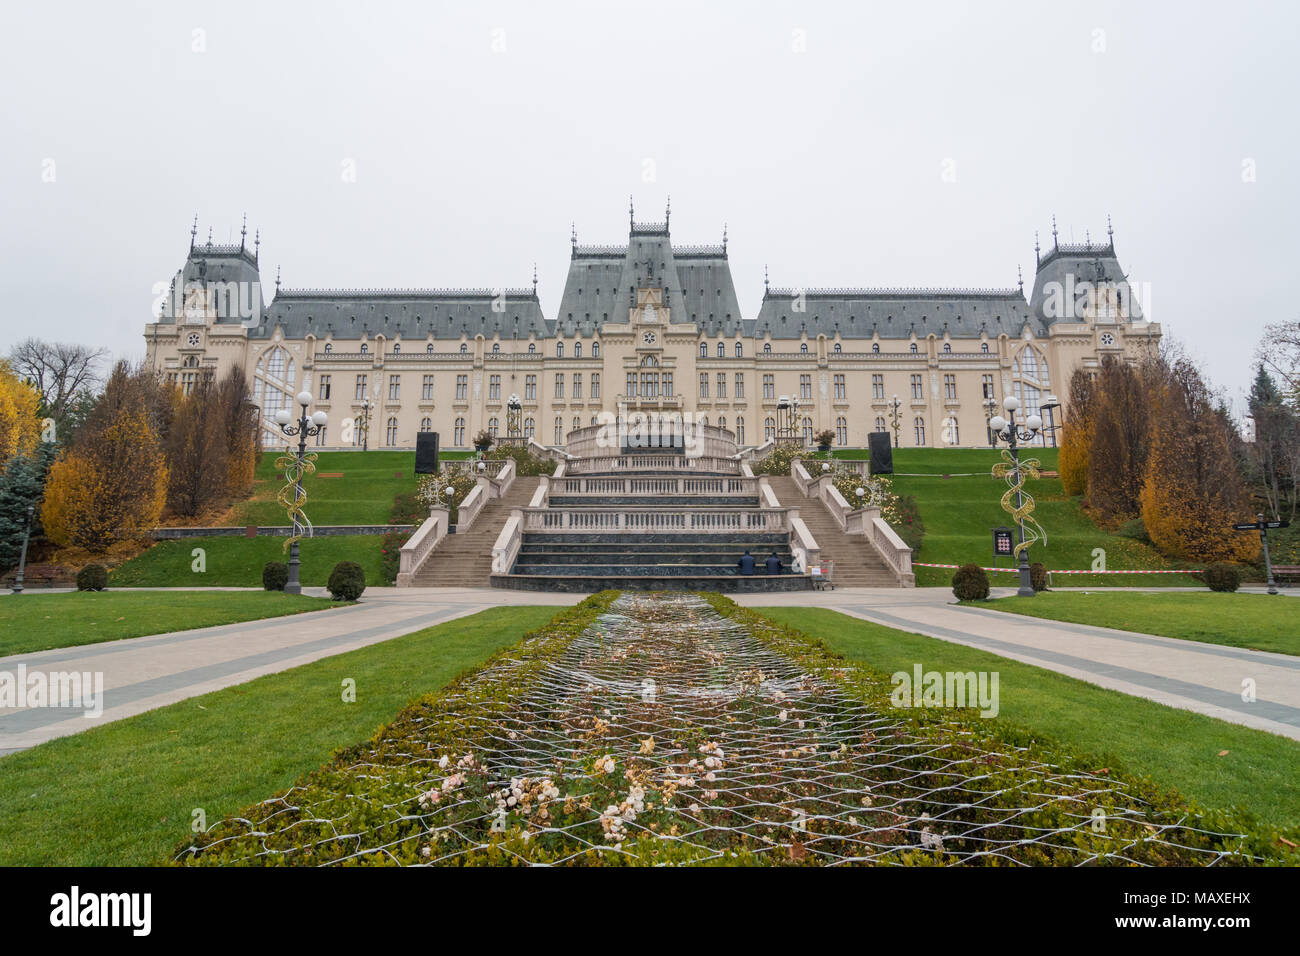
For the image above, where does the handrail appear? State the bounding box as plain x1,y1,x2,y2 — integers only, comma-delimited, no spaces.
457,483,487,531
396,509,447,586
491,511,523,573
519,506,791,534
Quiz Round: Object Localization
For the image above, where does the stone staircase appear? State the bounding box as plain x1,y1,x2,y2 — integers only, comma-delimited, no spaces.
767,476,902,587
408,477,541,587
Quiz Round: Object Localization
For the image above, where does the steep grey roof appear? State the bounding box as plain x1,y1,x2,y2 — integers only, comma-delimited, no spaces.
754,288,1040,340
555,222,742,337
157,243,265,324
254,288,548,342
1029,240,1143,323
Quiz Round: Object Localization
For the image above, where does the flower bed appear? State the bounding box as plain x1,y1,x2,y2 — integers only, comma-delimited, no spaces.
175,591,1292,866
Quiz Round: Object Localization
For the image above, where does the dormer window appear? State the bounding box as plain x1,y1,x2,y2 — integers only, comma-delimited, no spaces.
592,342,600,358
800,343,809,353
981,342,989,353
324,343,333,353
360,343,369,354
872,343,880,353
528,343,536,353
735,342,742,357
492,343,500,353
763,343,772,353
700,343,707,357
910,343,918,353
716,342,725,358
943,343,951,353
574,342,582,358
833,343,842,353
426,342,434,353
556,342,564,357
460,343,468,353
393,343,401,353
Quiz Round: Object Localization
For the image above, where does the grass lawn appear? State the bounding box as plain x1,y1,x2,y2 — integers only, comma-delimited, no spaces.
754,606,1300,826
109,534,385,588
0,591,341,656
979,591,1300,656
0,604,560,866
830,448,1201,588
231,449,472,526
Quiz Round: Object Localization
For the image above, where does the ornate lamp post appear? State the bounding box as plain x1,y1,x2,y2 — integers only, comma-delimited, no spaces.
506,392,522,443
889,394,902,448
11,504,35,594
357,396,374,451
988,395,1044,597
275,391,328,595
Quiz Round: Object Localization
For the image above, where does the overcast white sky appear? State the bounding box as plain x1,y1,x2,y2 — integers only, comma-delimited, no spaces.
2,0,1295,408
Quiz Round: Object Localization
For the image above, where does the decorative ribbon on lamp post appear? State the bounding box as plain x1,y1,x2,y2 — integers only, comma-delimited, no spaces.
275,448,319,553
991,448,1045,556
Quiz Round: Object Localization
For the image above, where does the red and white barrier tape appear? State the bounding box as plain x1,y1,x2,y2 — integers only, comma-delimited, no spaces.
914,563,1201,575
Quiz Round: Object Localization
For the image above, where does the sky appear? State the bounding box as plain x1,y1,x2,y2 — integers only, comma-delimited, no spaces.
2,0,1295,412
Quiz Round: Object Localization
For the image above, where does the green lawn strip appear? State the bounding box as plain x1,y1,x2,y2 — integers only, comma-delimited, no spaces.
231,449,472,526
0,604,562,866
977,591,1299,657
751,606,1300,829
0,591,341,656
109,535,385,588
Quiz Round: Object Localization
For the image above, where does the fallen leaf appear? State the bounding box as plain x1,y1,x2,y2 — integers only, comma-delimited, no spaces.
788,840,808,861
1218,750,1230,757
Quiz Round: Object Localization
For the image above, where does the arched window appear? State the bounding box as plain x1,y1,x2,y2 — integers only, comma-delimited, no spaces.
392,343,401,354
736,417,745,444
875,416,886,432
735,342,743,357
524,417,535,439
909,342,918,353
943,343,951,353
420,417,432,432
459,343,468,353
872,343,880,353
492,343,500,353
718,416,726,432
914,417,926,445
592,342,600,358
572,416,580,432
426,342,434,353
833,343,842,353
324,342,333,353
556,342,564,357
700,343,707,357
385,417,398,446
554,417,563,444
528,343,536,353
800,343,809,353
763,343,772,353
488,417,499,438
836,417,847,446
802,417,813,444
454,417,465,446
981,342,989,353
574,342,582,358
700,415,708,427
764,417,775,441
360,343,369,354
717,342,725,358
641,354,659,367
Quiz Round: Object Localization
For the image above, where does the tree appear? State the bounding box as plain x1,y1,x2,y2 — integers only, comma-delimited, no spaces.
0,361,42,463
1058,368,1093,496
1245,364,1299,521
1257,319,1300,400
216,366,258,496
0,442,56,572
7,339,107,438
166,378,229,517
1085,357,1154,524
1139,358,1259,563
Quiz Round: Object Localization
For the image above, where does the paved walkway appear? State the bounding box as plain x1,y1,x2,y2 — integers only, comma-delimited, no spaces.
735,587,1300,741
0,588,576,755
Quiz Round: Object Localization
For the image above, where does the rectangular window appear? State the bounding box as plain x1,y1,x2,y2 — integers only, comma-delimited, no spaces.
554,373,564,398
355,374,368,401
591,373,600,399
489,374,500,401
872,374,884,400
422,375,434,401
388,374,400,401
662,372,673,397
910,374,923,400
800,374,812,400
455,374,468,401
699,372,709,398
944,374,957,400
318,375,332,400
734,373,744,398
982,374,994,400
627,371,638,397
716,372,726,399
833,374,846,400
573,373,582,399
525,375,536,400
763,374,775,399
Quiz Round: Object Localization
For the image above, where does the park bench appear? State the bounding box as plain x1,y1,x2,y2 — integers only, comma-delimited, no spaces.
1273,565,1300,586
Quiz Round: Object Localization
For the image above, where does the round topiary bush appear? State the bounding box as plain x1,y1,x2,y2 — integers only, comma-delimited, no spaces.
952,563,990,601
1204,563,1241,593
76,564,108,591
1030,562,1048,592
262,561,289,591
327,561,366,601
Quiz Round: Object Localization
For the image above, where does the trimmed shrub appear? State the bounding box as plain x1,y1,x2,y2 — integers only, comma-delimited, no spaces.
262,561,288,591
380,529,410,585
1203,563,1241,593
888,494,925,555
327,560,366,601
1030,562,1048,592
76,563,108,591
751,443,802,476
389,492,425,526
951,563,989,601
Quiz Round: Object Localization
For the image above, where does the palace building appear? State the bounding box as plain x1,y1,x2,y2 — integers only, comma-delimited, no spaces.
144,205,1160,451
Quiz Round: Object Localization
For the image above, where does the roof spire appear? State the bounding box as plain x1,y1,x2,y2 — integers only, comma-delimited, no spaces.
763,264,769,294
629,195,634,230
1051,215,1058,249
1107,214,1114,243
1085,228,1091,246
1017,264,1024,293
253,228,260,261
570,221,576,248
665,195,670,230
1034,230,1040,262
722,222,728,253
190,214,198,250
206,225,213,247
532,262,538,295
275,264,281,294
240,213,247,250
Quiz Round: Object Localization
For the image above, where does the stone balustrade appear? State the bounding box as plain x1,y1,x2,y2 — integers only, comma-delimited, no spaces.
565,455,741,475
520,507,791,534
491,510,524,573
396,508,448,586
554,475,757,497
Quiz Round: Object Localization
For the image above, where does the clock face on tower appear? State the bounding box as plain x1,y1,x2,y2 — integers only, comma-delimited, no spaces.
642,330,657,345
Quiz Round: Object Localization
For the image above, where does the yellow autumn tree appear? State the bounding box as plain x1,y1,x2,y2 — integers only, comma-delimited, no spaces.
1139,360,1259,564
1058,369,1094,497
41,406,168,553
0,361,42,464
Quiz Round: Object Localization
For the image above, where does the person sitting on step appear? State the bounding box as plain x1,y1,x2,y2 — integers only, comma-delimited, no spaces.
765,552,783,575
737,550,755,575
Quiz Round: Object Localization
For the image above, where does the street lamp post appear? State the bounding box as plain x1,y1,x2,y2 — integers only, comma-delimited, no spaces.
276,391,328,595
988,395,1044,597
507,393,522,442
11,504,35,594
889,394,902,448
1041,396,1062,448
357,396,374,452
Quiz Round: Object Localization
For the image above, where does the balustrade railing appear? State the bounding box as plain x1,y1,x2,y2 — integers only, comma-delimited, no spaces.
520,507,790,534
554,476,756,496
565,455,741,475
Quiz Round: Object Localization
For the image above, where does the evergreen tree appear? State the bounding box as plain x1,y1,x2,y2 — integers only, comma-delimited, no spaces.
0,442,56,572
